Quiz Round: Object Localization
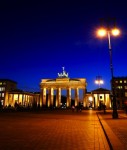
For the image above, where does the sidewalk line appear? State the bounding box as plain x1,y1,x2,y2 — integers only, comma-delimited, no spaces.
119,114,127,118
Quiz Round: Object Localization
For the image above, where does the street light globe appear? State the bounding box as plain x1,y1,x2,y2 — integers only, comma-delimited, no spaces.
95,79,104,85
95,80,99,84
100,80,104,84
95,76,104,88
111,28,120,36
97,28,106,37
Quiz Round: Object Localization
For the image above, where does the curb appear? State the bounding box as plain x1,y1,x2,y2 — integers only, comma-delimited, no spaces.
97,112,125,150
97,112,113,150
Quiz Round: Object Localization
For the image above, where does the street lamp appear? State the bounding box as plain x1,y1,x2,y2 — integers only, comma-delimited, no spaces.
97,26,120,119
95,76,104,88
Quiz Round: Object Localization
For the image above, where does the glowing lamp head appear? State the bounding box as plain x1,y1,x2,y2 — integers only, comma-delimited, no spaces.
111,28,120,36
95,80,104,84
100,80,104,84
97,28,107,37
95,80,99,84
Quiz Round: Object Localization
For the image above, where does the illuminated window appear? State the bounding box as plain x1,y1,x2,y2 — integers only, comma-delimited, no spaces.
125,86,127,89
115,80,118,83
117,86,122,89
2,93,4,97
0,87,5,91
120,80,122,83
124,80,127,83
0,82,2,85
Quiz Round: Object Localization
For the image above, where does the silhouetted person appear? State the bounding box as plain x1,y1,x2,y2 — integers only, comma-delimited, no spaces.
72,106,75,112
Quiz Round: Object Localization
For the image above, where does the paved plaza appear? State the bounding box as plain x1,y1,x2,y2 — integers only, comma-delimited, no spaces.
0,110,110,150
1,109,127,150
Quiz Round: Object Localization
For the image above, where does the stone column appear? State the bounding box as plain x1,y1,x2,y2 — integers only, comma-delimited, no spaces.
106,94,110,109
92,97,94,107
48,88,54,107
12,94,14,107
47,89,50,107
27,95,29,106
97,94,100,107
50,88,54,107
94,94,98,109
18,94,19,104
56,88,61,107
83,89,86,107
26,95,28,106
22,94,24,106
42,88,47,107
75,88,79,107
39,91,42,107
19,94,22,105
67,88,71,107
24,95,26,106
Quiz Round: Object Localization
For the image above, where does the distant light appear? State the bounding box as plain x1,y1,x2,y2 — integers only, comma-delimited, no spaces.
97,27,120,37
95,76,104,88
111,28,120,36
95,80,99,84
100,80,104,84
95,79,104,85
89,96,93,101
97,28,107,37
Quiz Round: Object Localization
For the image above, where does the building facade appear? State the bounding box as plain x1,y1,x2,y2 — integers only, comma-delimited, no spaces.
7,90,40,108
40,67,87,108
0,70,115,110
40,77,87,108
0,79,40,108
112,77,127,108
91,88,111,109
0,79,17,106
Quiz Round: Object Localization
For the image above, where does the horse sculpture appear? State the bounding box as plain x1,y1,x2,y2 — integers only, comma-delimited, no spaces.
58,67,69,78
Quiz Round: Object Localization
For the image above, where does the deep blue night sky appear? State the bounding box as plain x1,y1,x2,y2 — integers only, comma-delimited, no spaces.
0,0,127,92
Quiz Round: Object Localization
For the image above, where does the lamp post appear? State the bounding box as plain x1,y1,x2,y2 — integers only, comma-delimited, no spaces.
97,27,120,119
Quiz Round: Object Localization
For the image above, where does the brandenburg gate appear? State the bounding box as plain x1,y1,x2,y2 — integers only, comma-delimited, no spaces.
40,67,87,108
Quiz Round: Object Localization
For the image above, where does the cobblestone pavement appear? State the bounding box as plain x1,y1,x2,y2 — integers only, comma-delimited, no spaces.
98,110,127,150
0,110,109,150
